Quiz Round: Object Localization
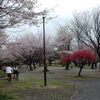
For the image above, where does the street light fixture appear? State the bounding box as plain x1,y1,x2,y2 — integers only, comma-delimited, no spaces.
42,10,47,86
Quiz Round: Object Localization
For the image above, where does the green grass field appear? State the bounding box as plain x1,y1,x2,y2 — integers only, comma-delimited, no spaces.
0,75,75,100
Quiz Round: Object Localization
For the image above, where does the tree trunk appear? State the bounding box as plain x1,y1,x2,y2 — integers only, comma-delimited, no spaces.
78,62,84,77
74,61,77,66
0,66,1,70
39,61,41,66
91,61,95,69
78,66,83,76
88,62,90,66
65,62,69,70
29,64,33,71
33,62,36,69
94,61,97,68
49,60,52,66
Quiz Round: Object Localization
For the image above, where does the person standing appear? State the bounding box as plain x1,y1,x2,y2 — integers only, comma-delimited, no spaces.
2,67,6,80
5,66,13,82
13,66,19,80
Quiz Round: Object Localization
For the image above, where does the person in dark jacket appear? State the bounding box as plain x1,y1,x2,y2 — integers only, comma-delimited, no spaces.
13,66,19,80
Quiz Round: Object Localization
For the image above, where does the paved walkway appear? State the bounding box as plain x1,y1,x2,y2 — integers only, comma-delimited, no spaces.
21,67,100,100
70,78,100,100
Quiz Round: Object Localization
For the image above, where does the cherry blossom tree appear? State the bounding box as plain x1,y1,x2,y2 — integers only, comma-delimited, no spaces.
4,32,53,70
0,47,18,70
6,33,37,70
54,24,73,51
0,0,43,29
0,30,8,48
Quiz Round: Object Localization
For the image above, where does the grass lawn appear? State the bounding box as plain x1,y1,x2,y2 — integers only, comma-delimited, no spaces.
0,75,75,100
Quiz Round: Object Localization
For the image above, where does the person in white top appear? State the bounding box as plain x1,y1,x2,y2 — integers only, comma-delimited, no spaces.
6,66,13,81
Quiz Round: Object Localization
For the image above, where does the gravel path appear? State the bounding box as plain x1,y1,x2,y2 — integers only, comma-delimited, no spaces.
21,67,100,100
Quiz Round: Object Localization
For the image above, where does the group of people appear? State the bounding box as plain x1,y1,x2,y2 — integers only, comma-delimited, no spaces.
3,66,19,81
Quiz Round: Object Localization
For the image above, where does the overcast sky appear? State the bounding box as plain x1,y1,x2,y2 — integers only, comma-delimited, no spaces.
7,0,100,39
39,0,100,18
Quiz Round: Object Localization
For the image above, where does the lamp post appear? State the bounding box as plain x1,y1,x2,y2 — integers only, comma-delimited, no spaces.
25,1,47,85
42,12,47,86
